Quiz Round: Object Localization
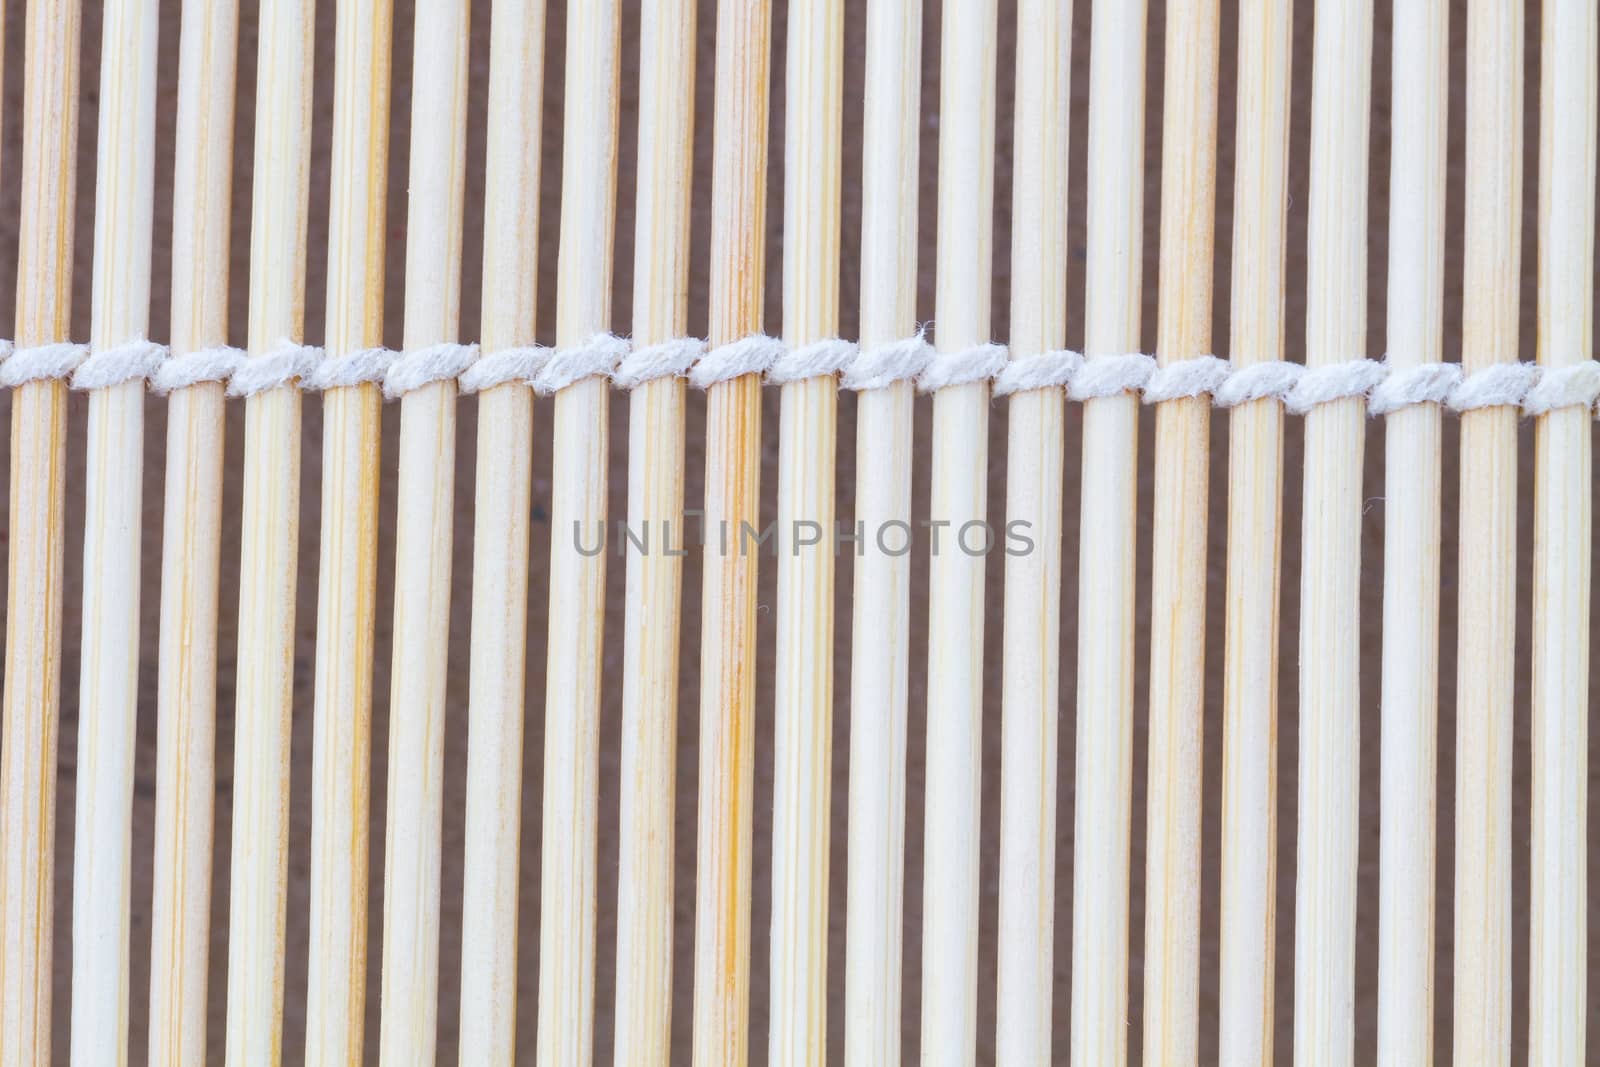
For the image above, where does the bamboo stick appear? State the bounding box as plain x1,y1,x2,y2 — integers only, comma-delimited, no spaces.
224,0,315,1059
612,0,696,1061
1215,3,1292,1063
1294,0,1372,1060
1528,1,1595,1060
148,0,241,1060
535,0,622,1061
1375,0,1447,1061
993,0,1069,1060
0,0,81,1062
304,0,392,1061
1142,0,1220,1061
768,0,844,1061
1070,0,1148,1061
919,0,996,1061
1452,2,1522,1062
457,0,545,1061
690,0,771,1060
842,0,920,1060
71,0,161,1059
375,1,470,1060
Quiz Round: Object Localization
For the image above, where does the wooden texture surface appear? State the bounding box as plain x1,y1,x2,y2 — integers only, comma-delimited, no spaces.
843,0,920,1060
1216,1,1291,1063
1070,0,1148,1062
1528,1,1595,1061
303,0,391,1061
458,0,545,1062
148,0,239,1060
1376,0,1447,1062
1,1,81,1063
994,0,1069,1061
71,0,160,1059
691,1,770,1062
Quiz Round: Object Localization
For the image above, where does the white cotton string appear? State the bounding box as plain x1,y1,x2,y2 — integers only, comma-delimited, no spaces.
1522,360,1600,416
151,346,248,394
841,334,936,391
688,334,788,390
917,342,1009,393
306,346,398,391
1447,360,1539,412
1281,359,1388,415
533,333,631,395
992,348,1082,397
1212,360,1303,408
459,345,548,394
1142,355,1231,404
0,342,91,388
227,341,324,398
70,339,170,390
381,341,479,400
612,337,706,389
767,338,858,386
1067,352,1157,401
1367,361,1462,416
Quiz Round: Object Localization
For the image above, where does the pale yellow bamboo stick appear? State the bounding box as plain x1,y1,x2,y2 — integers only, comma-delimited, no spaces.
769,1,844,1062
1453,3,1522,1062
304,0,392,1061
690,1,771,1060
535,0,622,1061
613,0,695,1061
1216,5,1292,1063
1294,0,1372,1060
1528,2,1595,1061
842,0,920,1059
0,1,80,1063
994,0,1069,1060
919,0,996,1061
457,0,545,1061
148,0,241,1060
1376,0,1447,1061
1142,1,1220,1061
375,1,470,1061
71,0,160,1058
1070,0,1148,1062
224,0,315,1059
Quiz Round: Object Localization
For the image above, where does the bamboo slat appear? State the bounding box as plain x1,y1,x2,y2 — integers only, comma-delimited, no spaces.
1294,0,1373,1061
458,0,546,1061
612,0,696,1061
1375,0,1448,1062
1070,1,1148,1062
0,1,81,1063
690,1,771,1061
1453,3,1523,1062
994,0,1070,1060
224,0,315,1059
1142,0,1220,1059
920,0,997,1062
304,0,393,1061
1528,1,1596,1061
535,0,622,1061
768,0,844,1061
71,0,161,1059
375,1,470,1060
1216,3,1291,1063
149,0,241,1060
843,0,921,1060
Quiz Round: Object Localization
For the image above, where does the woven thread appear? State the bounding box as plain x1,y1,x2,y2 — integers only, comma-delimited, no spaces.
0,332,1592,417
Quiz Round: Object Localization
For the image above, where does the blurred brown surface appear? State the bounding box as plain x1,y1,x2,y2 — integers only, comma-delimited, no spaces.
0,0,1595,1062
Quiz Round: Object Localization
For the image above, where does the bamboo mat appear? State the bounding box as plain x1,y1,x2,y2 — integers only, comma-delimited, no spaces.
0,0,1593,1062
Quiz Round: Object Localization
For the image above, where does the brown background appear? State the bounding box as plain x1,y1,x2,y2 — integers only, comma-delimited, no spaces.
0,0,1596,1062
